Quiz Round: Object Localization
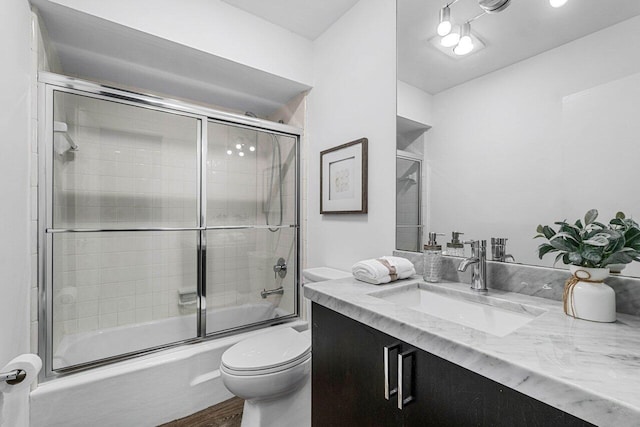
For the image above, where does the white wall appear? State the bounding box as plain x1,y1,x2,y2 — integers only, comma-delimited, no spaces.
47,0,313,87
307,0,397,271
397,80,433,126
428,16,640,273
0,0,33,425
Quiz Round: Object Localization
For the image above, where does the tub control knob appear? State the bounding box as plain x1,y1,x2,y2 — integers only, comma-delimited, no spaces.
273,258,287,279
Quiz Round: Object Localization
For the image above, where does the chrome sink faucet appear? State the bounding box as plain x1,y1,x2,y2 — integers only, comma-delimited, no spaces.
491,237,515,263
457,240,488,292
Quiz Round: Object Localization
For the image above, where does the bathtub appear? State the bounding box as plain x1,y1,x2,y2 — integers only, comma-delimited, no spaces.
54,302,288,369
31,304,307,427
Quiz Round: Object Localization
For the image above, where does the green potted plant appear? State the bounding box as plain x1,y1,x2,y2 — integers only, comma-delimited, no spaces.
534,209,640,322
535,209,640,269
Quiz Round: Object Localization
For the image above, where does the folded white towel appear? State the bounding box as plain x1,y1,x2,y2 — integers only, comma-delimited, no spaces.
352,256,416,285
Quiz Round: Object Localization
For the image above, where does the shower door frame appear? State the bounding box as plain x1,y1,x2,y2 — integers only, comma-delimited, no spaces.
37,72,302,381
395,151,424,252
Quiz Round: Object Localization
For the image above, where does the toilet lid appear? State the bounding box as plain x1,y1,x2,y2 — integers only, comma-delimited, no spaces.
221,327,311,373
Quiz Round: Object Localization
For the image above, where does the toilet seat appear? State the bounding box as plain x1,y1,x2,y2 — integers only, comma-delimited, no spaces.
221,327,311,376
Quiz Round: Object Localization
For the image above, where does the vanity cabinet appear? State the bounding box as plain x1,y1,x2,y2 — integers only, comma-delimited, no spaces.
311,303,594,427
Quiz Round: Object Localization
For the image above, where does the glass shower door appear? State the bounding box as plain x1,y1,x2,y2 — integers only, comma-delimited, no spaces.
396,156,423,252
205,121,298,334
48,90,201,370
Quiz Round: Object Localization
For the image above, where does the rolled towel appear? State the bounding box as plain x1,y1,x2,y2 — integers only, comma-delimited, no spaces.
352,256,416,285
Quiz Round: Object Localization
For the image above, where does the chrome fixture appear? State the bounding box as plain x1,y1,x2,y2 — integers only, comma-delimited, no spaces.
437,5,453,36
457,240,488,292
1,369,26,385
453,22,473,56
433,0,515,57
53,121,78,153
478,0,511,14
273,257,287,279
491,237,515,262
261,286,284,299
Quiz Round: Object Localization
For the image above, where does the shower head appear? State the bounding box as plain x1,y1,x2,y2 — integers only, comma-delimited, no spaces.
54,121,78,154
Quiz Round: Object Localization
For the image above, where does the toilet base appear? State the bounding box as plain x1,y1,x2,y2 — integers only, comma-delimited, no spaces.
240,374,310,427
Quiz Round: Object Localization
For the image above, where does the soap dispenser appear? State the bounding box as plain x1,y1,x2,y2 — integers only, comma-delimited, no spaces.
423,232,444,283
446,231,465,257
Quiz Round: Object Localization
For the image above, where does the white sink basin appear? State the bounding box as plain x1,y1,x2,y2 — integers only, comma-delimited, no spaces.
369,283,544,337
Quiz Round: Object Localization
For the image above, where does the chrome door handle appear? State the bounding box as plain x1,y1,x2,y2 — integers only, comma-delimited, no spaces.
383,343,401,400
397,349,416,409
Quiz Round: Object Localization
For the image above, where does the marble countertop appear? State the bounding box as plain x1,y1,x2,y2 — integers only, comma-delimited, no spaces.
304,276,640,427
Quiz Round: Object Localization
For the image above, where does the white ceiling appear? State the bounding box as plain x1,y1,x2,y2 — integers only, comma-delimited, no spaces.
221,0,360,40
398,0,640,94
34,0,640,108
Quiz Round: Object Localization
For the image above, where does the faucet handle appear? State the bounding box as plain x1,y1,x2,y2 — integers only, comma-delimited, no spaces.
463,240,487,256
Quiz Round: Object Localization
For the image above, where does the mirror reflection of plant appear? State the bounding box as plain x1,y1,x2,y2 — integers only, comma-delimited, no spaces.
535,209,640,268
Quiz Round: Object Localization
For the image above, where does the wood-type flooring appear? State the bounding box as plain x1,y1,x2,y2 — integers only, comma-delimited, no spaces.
159,397,243,427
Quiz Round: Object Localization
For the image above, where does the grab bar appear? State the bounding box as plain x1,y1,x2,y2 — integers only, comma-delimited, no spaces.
261,286,284,299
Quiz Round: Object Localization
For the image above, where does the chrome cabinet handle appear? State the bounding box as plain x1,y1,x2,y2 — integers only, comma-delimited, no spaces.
383,343,401,400
397,349,416,410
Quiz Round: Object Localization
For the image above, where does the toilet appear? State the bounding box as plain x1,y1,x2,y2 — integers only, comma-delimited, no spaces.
220,267,350,427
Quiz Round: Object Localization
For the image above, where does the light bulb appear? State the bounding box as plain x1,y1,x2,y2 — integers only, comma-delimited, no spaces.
549,0,567,7
437,6,452,36
454,22,474,56
454,38,474,55
441,26,460,47
226,149,233,155
235,143,242,149
249,146,255,152
238,152,245,157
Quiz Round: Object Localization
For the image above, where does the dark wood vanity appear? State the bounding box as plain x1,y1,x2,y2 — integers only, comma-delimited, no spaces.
311,303,594,427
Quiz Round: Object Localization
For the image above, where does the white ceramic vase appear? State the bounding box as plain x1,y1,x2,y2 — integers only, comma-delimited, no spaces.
565,266,616,323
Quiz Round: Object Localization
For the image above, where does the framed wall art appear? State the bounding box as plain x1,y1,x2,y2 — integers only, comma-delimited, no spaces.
320,137,368,214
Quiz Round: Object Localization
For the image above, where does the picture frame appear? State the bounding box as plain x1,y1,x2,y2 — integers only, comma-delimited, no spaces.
320,137,368,214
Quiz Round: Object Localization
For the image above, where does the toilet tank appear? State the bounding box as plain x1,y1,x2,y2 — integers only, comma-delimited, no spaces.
301,267,351,324
302,267,352,283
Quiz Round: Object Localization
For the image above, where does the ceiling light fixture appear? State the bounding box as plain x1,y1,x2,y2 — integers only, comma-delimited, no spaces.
549,0,568,8
433,0,515,58
440,25,461,47
477,0,512,14
437,6,452,36
453,22,474,55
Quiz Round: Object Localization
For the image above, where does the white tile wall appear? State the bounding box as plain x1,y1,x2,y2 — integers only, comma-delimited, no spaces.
52,232,197,353
30,11,41,355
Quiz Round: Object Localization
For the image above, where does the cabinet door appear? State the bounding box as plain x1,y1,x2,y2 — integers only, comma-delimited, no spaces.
313,302,595,427
312,303,402,426
404,347,595,426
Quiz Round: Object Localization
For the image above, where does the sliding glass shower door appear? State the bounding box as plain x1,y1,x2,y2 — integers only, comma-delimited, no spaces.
396,155,423,252
42,74,300,376
49,91,201,370
205,122,297,334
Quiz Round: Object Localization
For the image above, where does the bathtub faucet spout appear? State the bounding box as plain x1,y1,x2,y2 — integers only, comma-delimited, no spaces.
261,286,284,299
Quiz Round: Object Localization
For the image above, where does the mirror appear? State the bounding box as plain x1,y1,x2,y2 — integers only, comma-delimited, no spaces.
397,0,640,277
